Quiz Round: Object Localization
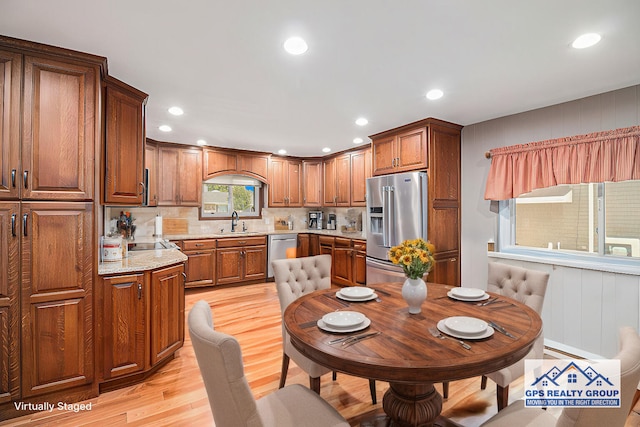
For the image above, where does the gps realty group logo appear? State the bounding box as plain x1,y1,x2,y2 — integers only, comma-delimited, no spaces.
524,359,621,408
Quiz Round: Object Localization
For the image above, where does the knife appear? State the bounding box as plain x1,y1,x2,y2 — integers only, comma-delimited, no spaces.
326,332,374,345
488,321,516,339
342,331,381,347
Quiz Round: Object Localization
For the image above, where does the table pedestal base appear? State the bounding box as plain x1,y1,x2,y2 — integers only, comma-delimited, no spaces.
382,382,443,427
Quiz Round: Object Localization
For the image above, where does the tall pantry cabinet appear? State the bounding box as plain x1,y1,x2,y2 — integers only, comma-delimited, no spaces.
0,36,103,408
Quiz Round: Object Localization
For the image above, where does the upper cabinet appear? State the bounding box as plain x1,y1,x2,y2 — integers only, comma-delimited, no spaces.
203,148,270,183
302,160,323,207
269,156,301,207
349,147,371,206
0,44,102,202
371,127,427,176
158,145,202,206
145,142,159,207
103,76,148,205
323,154,351,207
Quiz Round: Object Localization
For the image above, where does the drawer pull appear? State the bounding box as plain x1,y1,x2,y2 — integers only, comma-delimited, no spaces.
11,169,16,188
11,214,16,237
23,170,28,189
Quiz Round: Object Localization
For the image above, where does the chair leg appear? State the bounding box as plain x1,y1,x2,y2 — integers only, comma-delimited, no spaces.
480,375,488,390
278,353,290,389
310,376,321,394
496,384,509,411
332,371,337,381
369,380,377,404
442,381,449,399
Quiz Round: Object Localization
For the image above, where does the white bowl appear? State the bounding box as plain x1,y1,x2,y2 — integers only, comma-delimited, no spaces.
339,287,374,299
321,311,366,329
450,287,486,300
444,316,488,336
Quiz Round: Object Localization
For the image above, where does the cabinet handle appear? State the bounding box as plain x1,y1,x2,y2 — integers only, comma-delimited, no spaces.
450,258,457,262
23,170,28,189
139,181,146,196
11,214,16,237
182,272,187,284
195,243,204,247
137,282,143,300
238,241,247,245
11,169,16,188
22,213,28,237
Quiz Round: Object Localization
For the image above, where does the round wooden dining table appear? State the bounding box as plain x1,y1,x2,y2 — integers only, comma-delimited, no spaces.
283,282,542,427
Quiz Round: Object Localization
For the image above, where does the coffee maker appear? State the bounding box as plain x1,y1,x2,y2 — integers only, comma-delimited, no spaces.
308,211,323,229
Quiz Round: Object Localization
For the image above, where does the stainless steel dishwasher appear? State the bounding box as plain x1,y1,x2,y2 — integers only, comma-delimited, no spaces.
268,234,298,278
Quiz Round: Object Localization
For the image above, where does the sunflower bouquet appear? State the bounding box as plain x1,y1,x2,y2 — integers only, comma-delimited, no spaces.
388,238,435,280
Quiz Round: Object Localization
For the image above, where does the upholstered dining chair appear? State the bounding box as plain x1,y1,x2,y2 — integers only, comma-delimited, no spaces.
481,262,550,411
271,255,377,404
188,300,350,427
480,326,640,427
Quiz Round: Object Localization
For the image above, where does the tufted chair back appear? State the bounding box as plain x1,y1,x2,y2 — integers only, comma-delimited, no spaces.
272,255,332,314
487,262,549,313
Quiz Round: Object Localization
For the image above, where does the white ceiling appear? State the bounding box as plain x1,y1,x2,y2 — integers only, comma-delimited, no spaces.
2,1,639,157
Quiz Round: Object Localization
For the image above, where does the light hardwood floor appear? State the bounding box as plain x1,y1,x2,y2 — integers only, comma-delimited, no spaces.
2,282,533,427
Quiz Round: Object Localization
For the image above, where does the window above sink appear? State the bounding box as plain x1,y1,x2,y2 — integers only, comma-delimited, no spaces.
200,175,263,220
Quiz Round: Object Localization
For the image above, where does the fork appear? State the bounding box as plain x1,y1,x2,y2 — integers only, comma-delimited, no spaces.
428,327,472,350
477,297,499,306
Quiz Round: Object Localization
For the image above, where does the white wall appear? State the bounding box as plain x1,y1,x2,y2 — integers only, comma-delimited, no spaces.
461,85,640,356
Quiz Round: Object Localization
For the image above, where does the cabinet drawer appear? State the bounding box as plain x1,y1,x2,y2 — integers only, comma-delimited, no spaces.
217,236,266,248
334,237,351,247
318,236,334,246
353,240,366,251
182,239,217,250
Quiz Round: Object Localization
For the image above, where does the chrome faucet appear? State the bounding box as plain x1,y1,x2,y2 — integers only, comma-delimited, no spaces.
231,211,239,232
242,221,247,232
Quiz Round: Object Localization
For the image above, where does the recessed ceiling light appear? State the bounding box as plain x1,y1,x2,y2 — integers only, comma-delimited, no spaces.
159,125,172,132
355,117,368,126
278,149,287,155
196,139,207,146
322,147,331,153
572,33,601,49
426,89,444,100
353,138,364,144
168,106,184,116
283,37,308,55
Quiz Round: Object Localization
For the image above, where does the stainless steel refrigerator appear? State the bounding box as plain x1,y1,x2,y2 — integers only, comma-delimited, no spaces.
365,171,428,284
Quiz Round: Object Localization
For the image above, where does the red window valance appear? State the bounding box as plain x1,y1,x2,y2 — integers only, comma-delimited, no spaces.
484,125,640,200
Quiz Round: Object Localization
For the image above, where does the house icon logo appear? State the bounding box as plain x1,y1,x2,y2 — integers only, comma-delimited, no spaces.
524,359,621,408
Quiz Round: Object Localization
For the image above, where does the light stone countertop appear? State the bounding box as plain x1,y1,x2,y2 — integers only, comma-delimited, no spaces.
163,229,366,241
98,249,188,276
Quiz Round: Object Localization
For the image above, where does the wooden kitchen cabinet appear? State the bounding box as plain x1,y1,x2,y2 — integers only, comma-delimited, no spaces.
333,237,353,286
101,273,146,380
145,142,159,206
238,152,269,182
150,264,185,365
0,50,21,200
182,239,216,288
353,239,367,286
371,126,427,176
21,202,95,397
302,160,323,207
203,148,270,182
0,202,19,403
269,157,301,207
158,145,202,206
323,155,350,206
103,76,148,205
350,148,371,206
216,236,267,285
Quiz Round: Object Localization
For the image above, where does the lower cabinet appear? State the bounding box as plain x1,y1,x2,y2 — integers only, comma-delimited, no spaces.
317,236,366,286
181,239,216,288
99,263,185,386
216,236,267,285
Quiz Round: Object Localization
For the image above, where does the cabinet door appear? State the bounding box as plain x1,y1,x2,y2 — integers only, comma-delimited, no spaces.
0,202,19,403
309,234,320,256
396,127,428,172
353,240,367,286
332,238,353,286
104,78,147,205
203,148,237,179
22,55,97,200
238,153,269,182
335,154,351,206
350,149,370,206
158,147,179,205
0,50,21,200
268,157,286,207
297,234,310,258
286,160,302,206
145,143,158,206
21,202,94,397
216,248,243,285
372,135,396,176
178,148,202,206
323,157,336,205
243,246,267,281
102,274,146,379
302,161,322,207
184,250,215,288
431,254,460,287
150,264,185,365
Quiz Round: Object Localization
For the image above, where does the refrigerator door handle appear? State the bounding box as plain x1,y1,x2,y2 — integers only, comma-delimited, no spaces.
383,185,395,247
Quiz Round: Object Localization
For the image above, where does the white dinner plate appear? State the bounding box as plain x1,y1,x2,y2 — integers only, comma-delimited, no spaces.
336,291,379,302
339,286,374,299
322,311,366,329
317,317,371,333
437,319,494,340
447,291,490,302
444,316,488,336
450,287,486,299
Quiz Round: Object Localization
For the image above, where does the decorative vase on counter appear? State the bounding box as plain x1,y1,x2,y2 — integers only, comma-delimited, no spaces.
402,277,427,314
